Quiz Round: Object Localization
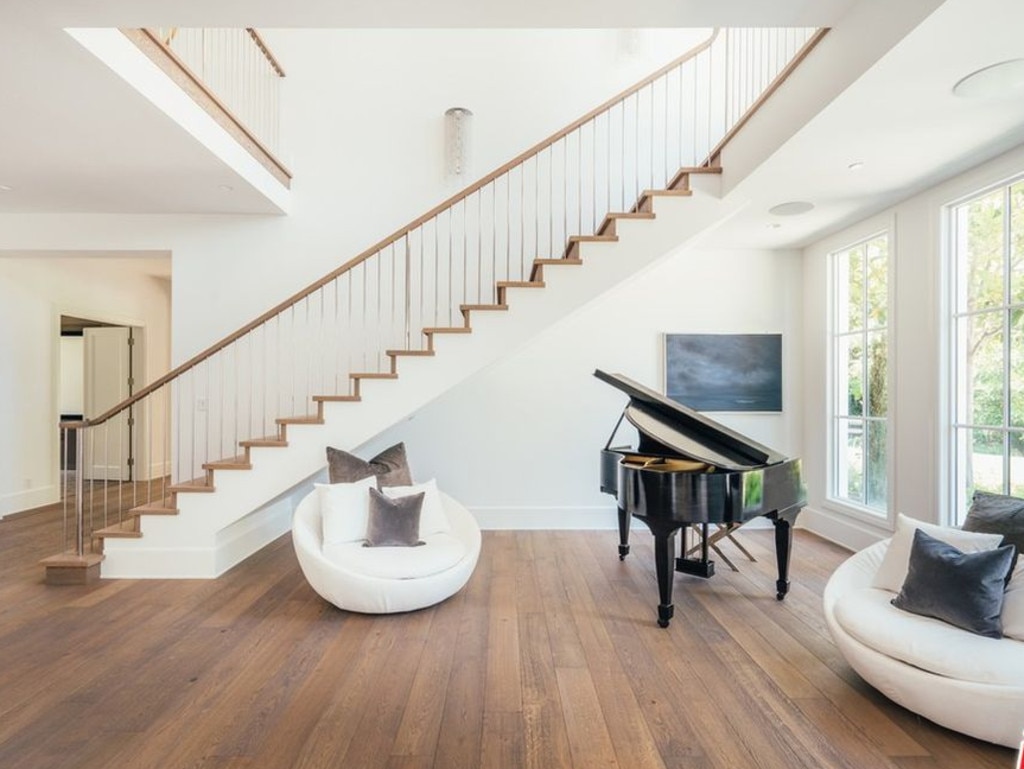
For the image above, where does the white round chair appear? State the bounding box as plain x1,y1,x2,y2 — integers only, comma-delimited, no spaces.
824,539,1024,748
292,486,481,614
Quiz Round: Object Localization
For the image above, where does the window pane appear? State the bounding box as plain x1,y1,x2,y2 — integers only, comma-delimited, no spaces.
845,247,864,332
836,418,864,503
866,332,887,418
837,336,864,417
969,428,1005,495
968,311,1004,426
866,238,888,328
963,189,1004,312
1012,431,1024,499
1013,318,1024,428
865,420,887,511
1011,181,1024,305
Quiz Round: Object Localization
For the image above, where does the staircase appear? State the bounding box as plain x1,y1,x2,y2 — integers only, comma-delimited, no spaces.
43,27,825,582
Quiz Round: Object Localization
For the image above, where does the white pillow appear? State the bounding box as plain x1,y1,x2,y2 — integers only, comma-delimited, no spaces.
382,479,451,536
317,475,377,546
1001,563,1024,641
872,513,1005,592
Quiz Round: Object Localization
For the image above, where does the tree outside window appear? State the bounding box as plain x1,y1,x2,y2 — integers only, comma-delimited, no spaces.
951,179,1024,523
832,234,889,514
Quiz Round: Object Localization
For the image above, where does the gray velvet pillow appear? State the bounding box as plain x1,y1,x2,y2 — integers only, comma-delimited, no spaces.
963,491,1024,551
363,488,425,547
326,442,412,488
891,528,1016,638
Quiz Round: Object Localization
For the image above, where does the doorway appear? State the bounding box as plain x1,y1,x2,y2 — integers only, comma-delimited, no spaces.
59,316,144,481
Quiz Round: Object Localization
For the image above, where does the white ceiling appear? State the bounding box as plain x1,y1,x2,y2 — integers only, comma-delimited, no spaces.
0,0,1023,250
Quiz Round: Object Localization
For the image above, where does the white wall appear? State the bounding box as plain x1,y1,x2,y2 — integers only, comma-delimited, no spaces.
358,244,804,528
799,140,1024,550
0,257,170,517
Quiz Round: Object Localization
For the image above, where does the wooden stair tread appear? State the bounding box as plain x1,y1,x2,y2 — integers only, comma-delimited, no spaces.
607,212,656,220
130,497,178,515
423,326,472,334
676,165,723,174
496,281,545,288
350,372,398,380
568,234,618,242
386,349,434,358
275,416,325,425
312,395,361,402
203,456,252,471
40,552,104,568
240,437,288,447
534,258,583,266
460,304,509,312
94,520,142,539
642,188,693,197
168,482,215,494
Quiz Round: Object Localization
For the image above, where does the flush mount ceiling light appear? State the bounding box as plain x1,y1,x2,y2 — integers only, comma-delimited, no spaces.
953,59,1024,98
769,200,814,216
0,184,13,192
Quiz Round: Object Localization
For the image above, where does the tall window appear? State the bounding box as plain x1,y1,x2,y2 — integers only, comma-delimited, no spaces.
831,233,889,514
950,178,1024,523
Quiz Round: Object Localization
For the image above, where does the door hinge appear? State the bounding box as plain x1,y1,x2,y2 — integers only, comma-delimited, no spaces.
127,458,135,467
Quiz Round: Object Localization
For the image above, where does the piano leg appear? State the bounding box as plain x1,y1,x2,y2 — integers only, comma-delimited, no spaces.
617,506,631,560
772,517,792,600
652,525,677,628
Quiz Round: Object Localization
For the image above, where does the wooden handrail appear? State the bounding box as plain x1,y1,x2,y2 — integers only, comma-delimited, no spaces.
247,28,286,78
704,28,829,166
70,26,821,431
67,30,722,431
130,29,293,181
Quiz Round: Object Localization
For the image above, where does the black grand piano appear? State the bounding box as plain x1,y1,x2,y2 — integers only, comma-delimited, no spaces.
596,370,805,628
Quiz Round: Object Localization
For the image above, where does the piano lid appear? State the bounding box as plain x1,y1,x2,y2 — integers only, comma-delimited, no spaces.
594,369,787,471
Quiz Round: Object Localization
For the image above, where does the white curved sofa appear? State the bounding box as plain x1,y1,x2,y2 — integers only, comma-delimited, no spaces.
824,539,1024,748
292,487,481,614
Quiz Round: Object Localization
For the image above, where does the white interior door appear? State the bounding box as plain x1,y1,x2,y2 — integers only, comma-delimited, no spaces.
83,326,133,481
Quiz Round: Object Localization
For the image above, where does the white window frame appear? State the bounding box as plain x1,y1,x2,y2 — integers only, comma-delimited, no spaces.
947,173,1024,524
827,230,892,520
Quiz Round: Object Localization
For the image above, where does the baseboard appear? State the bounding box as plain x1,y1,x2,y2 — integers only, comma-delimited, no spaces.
0,485,58,519
100,540,219,578
797,505,887,552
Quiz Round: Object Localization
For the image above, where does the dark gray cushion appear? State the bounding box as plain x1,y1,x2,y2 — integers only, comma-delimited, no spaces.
326,442,412,488
891,528,1016,638
962,491,1024,551
363,488,425,547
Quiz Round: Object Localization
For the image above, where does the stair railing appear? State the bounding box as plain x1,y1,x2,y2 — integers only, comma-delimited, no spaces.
51,26,826,568
136,27,288,175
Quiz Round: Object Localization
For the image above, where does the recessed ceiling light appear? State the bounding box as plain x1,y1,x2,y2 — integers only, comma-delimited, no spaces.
769,201,814,216
953,59,1024,99
0,184,13,192
217,184,234,192
847,161,865,172
766,223,782,229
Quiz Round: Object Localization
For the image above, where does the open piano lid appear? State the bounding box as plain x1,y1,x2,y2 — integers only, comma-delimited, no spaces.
594,369,788,471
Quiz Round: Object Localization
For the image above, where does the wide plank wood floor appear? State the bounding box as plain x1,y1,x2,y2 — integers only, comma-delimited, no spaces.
0,506,1016,769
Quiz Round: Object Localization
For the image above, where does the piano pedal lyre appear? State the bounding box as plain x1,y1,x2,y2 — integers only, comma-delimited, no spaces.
684,523,757,573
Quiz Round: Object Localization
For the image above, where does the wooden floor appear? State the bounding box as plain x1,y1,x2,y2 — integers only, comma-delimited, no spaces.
0,507,1015,769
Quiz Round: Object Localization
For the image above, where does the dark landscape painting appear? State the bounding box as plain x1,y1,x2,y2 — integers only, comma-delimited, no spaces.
665,333,782,412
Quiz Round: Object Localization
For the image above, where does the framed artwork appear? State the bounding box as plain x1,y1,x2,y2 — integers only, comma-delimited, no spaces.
664,333,782,412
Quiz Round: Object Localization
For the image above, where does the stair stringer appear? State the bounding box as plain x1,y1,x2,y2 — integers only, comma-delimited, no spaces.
101,184,741,578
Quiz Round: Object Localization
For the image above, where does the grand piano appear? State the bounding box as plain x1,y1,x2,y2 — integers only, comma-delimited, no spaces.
595,369,805,628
